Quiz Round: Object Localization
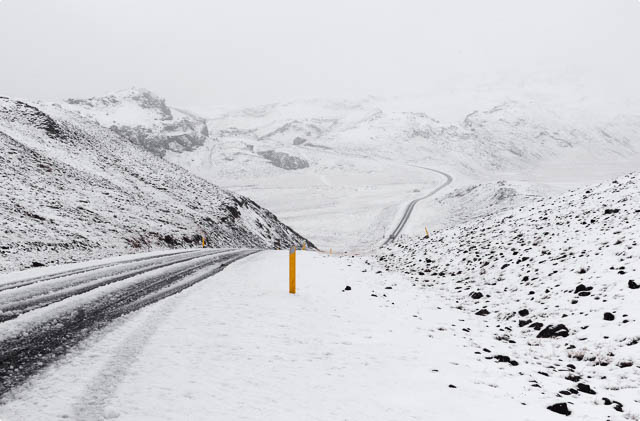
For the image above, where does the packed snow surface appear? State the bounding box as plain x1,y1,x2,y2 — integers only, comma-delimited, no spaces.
1,251,556,421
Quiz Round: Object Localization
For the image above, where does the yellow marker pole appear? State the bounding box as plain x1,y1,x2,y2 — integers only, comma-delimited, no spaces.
202,235,206,248
289,246,296,294
302,242,306,251
425,226,430,238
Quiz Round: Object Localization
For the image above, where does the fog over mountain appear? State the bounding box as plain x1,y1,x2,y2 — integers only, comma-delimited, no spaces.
1,0,639,109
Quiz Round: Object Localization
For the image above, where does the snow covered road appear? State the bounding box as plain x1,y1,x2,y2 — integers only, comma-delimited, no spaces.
0,248,257,397
0,251,553,420
382,166,452,246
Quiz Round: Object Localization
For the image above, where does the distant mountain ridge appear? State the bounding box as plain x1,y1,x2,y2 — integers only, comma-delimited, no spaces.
64,88,208,157
62,89,640,178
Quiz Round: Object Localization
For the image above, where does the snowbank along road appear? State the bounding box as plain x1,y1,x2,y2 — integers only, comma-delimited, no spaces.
382,166,453,246
0,248,257,397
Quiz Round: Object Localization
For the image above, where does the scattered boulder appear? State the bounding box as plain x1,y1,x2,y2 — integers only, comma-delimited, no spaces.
537,324,569,338
475,309,490,316
574,284,593,294
604,312,615,321
577,383,596,395
470,291,483,299
547,403,571,416
494,355,519,366
344,285,352,291
629,280,639,290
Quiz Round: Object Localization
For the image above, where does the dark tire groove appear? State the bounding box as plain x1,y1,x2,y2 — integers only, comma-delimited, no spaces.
0,249,256,398
0,250,228,321
0,249,201,293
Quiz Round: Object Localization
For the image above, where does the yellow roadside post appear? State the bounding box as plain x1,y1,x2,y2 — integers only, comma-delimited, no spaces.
289,246,296,294
425,226,430,238
302,242,306,251
202,235,206,248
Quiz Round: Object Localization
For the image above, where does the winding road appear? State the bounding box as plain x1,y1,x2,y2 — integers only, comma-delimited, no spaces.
0,163,451,398
382,165,453,246
0,248,256,397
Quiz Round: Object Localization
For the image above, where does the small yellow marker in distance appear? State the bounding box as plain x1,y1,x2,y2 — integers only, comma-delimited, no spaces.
425,226,430,238
202,235,205,248
289,246,296,294
302,242,306,250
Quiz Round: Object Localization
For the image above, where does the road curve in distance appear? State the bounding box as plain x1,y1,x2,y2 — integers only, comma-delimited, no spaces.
382,165,453,246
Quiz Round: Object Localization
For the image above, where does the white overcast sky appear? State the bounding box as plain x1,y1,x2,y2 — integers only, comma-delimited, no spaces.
0,0,638,108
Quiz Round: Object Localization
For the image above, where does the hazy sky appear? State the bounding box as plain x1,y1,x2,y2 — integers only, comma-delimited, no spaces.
0,0,639,108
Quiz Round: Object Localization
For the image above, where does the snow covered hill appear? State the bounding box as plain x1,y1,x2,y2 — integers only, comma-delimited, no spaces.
63,88,208,157
376,172,640,418
0,97,311,273
60,89,640,249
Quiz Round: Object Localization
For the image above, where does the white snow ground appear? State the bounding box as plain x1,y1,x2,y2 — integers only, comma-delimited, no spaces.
0,251,553,421
377,172,640,419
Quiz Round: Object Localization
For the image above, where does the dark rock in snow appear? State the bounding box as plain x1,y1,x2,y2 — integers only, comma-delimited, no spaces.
628,280,639,290
603,312,615,321
547,403,571,416
574,284,593,294
537,324,569,338
577,383,596,394
475,309,490,316
31,261,45,267
494,355,519,366
518,309,529,317
470,291,483,299
344,285,352,291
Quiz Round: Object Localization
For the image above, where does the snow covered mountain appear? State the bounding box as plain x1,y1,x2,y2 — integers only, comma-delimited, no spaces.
377,172,640,418
59,89,640,250
64,88,208,157
0,97,311,273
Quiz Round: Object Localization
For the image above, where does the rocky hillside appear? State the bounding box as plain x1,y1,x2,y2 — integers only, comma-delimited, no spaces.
376,173,640,418
0,97,312,273
63,88,208,157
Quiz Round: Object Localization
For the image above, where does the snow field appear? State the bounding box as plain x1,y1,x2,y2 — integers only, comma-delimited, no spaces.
1,251,553,420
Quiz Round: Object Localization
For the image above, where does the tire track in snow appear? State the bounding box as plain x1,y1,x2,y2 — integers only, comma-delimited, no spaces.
71,297,178,420
0,249,256,398
0,249,228,322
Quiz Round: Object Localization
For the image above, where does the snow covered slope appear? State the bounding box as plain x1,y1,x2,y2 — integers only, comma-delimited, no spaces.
0,97,311,273
63,88,208,157
61,89,640,249
377,172,640,418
